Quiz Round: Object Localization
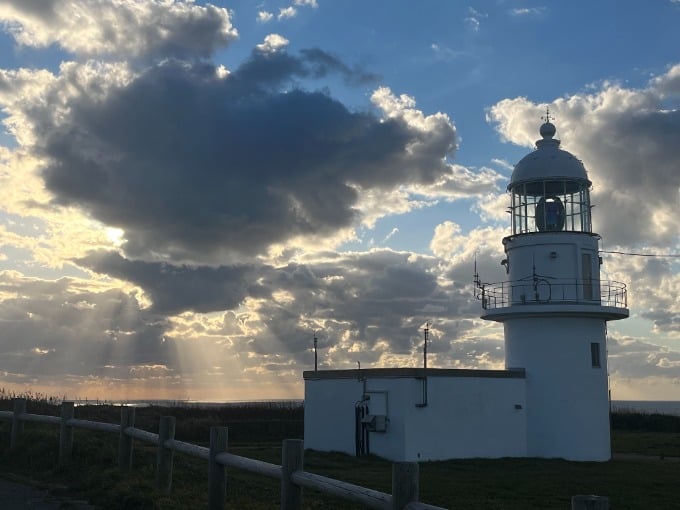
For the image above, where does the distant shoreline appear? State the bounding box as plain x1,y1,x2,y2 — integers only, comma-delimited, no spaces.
67,398,680,416
75,398,305,409
611,400,680,416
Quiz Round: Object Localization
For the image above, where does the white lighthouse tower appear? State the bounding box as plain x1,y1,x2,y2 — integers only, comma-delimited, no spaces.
479,116,629,461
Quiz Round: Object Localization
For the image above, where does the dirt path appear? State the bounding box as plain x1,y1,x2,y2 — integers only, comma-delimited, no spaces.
0,474,95,509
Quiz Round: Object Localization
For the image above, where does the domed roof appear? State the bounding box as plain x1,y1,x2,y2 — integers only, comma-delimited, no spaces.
508,121,590,191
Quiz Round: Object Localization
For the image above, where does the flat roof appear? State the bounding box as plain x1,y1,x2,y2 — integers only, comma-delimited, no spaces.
303,367,525,381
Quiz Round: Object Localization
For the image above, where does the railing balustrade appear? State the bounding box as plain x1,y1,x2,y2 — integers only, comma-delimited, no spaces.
480,278,627,310
0,398,447,510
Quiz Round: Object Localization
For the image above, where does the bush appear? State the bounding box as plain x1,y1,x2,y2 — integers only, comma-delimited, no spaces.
611,410,680,432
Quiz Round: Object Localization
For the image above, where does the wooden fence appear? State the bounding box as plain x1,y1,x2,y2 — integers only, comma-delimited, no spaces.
0,398,447,510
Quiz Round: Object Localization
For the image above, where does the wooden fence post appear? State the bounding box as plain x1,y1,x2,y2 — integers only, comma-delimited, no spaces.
281,439,304,510
59,401,75,465
571,495,610,510
10,398,26,450
209,426,228,510
391,462,419,510
156,416,176,492
118,406,136,470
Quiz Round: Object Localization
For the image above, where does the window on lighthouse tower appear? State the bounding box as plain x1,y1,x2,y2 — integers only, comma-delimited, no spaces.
591,342,601,368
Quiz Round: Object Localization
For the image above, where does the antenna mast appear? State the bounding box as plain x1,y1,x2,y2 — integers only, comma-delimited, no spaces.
313,331,318,372
423,321,430,370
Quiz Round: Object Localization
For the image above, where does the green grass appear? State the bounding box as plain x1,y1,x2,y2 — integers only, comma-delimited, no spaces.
1,396,680,509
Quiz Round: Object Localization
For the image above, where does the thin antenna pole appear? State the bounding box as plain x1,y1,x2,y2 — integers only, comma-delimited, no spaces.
313,331,318,372
423,321,430,370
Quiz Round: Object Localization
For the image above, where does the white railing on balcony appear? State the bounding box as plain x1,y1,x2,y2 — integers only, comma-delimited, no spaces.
479,279,627,310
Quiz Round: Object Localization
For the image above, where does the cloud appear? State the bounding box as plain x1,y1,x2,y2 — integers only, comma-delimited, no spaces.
243,249,479,361
651,63,680,96
294,0,319,8
487,65,680,249
383,227,399,243
464,17,480,32
278,7,297,20
0,51,456,264
0,271,171,381
263,0,318,24
2,0,673,401
490,158,514,171
72,242,500,371
78,251,266,315
0,0,237,61
0,1,512,398
464,7,487,32
256,33,290,53
472,192,510,223
430,43,462,62
509,7,547,17
257,11,274,23
609,335,680,380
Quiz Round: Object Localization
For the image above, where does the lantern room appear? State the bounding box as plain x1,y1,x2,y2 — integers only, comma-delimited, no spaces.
508,121,592,235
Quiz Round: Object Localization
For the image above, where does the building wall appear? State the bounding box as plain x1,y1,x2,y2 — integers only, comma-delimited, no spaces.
505,317,610,460
304,371,527,462
400,376,526,461
504,232,600,303
304,377,365,455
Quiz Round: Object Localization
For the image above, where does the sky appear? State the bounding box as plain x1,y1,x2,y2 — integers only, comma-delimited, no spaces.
0,0,678,402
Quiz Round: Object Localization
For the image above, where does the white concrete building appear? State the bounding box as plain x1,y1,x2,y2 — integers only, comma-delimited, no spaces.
304,119,629,462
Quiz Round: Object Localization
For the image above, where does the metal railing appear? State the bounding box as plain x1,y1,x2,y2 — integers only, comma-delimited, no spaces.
0,398,446,510
480,278,627,310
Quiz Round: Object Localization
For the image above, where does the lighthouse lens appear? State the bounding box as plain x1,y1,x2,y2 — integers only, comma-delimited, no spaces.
535,196,565,232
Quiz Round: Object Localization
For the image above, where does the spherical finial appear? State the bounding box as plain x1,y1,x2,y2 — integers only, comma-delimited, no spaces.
540,121,556,139
539,107,556,139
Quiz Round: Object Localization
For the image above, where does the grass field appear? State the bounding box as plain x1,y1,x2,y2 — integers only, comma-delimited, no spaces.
1,395,679,509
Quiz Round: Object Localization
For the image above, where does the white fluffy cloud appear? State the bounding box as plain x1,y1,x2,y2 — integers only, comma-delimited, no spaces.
255,33,290,53
0,0,237,60
257,11,274,23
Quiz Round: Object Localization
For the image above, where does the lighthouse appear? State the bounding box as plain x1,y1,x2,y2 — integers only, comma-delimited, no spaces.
479,116,629,461
303,116,629,463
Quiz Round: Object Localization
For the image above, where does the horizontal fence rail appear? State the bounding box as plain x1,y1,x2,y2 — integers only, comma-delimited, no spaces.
292,470,391,509
0,398,448,510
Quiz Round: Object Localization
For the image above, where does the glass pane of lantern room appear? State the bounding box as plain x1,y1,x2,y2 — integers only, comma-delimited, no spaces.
583,188,592,232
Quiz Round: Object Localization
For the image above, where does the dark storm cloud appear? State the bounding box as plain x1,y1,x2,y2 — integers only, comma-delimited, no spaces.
79,251,266,315
39,50,455,261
